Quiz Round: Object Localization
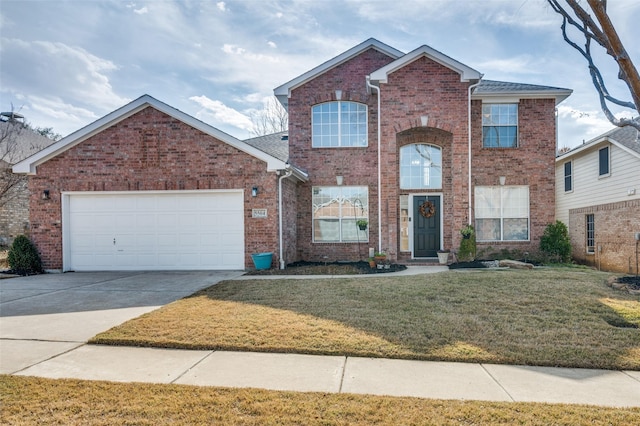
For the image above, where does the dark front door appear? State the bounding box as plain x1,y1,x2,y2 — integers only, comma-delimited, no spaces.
413,195,440,258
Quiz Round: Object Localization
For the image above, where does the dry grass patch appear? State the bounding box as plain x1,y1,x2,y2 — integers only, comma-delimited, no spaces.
91,268,640,369
2,375,639,425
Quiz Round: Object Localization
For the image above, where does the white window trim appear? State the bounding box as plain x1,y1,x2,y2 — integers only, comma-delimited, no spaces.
564,160,573,193
311,101,368,148
312,186,369,243
598,145,611,178
475,185,530,242
481,102,519,148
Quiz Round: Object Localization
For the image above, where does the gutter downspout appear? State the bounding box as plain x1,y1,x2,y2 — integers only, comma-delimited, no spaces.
468,76,483,225
278,166,293,269
366,76,382,253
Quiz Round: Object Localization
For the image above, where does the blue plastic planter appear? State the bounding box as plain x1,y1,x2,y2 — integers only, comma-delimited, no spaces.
251,252,273,270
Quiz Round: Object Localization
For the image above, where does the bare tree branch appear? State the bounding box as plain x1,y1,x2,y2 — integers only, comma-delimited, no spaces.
250,97,288,136
547,0,640,130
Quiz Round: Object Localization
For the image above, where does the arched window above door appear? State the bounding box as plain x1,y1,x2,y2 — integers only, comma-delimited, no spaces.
399,144,442,189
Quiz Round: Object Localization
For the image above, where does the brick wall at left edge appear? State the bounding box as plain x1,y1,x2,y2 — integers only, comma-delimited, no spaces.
28,107,281,270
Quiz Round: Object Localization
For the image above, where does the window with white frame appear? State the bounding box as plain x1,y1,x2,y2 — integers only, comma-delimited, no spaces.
475,186,529,241
586,214,595,254
400,144,442,189
312,101,367,147
598,146,610,176
312,186,368,242
482,103,518,148
564,161,572,192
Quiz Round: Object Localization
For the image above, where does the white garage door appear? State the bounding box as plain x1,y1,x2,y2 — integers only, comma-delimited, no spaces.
64,191,244,271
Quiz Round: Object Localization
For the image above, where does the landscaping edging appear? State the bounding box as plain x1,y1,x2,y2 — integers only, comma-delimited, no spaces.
606,276,640,295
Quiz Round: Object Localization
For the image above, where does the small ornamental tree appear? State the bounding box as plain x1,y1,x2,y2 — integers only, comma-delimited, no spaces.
540,221,572,263
7,235,43,275
458,225,477,262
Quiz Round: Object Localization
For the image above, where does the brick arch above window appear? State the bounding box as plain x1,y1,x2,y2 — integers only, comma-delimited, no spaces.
396,126,453,149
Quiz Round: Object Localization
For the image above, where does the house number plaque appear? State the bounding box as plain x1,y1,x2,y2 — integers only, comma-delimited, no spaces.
252,209,268,218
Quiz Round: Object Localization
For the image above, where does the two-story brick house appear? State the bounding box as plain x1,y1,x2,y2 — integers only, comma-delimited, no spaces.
276,38,571,264
14,38,571,271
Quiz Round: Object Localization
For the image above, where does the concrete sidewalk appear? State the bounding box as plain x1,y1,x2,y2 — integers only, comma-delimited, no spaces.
2,268,639,408
5,344,640,408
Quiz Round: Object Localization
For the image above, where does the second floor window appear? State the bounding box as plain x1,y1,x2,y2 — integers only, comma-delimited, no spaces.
599,146,610,176
564,161,572,192
312,101,367,148
482,103,518,148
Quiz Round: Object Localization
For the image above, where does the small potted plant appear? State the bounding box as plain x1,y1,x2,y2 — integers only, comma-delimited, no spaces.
368,257,376,268
373,251,386,263
356,219,368,231
437,249,450,265
461,224,475,239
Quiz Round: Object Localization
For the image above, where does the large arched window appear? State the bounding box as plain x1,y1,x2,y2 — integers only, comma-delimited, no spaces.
312,101,367,147
400,144,442,189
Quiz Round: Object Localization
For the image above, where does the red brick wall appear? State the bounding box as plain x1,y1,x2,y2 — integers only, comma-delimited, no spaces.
381,57,471,258
288,50,558,262
471,98,557,254
28,107,281,270
569,199,640,274
288,48,396,262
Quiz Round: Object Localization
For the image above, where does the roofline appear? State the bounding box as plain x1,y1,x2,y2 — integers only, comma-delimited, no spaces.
369,44,482,83
13,95,290,175
556,133,640,162
274,38,404,106
472,89,572,106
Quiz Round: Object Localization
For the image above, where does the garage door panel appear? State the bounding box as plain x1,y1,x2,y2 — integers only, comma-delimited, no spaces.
67,191,244,271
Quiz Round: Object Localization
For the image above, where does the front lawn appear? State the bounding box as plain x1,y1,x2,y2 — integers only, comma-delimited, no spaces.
2,376,639,425
91,268,640,370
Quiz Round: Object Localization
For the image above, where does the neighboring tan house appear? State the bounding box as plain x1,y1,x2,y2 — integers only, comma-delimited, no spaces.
556,122,640,274
0,117,54,246
14,38,571,271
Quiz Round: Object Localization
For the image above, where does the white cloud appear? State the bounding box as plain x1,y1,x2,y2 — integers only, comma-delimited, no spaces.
268,41,277,49
189,95,253,132
134,7,148,15
217,2,226,12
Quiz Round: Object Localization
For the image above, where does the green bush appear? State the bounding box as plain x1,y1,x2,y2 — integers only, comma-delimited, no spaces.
7,235,43,275
540,221,572,263
458,226,476,262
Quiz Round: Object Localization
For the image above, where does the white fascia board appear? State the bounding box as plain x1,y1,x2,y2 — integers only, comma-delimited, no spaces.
369,45,482,83
555,136,640,162
273,38,403,106
13,95,288,175
473,90,572,106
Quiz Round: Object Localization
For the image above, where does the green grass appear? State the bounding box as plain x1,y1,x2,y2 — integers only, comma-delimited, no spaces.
91,268,640,370
2,376,639,425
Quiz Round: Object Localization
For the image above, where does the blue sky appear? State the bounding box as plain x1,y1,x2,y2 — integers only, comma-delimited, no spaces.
1,0,638,149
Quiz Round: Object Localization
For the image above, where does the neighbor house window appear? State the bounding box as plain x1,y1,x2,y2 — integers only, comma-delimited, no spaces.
586,214,595,254
598,146,610,176
564,161,572,192
400,144,442,189
312,101,367,147
482,103,518,147
475,186,529,241
312,186,368,242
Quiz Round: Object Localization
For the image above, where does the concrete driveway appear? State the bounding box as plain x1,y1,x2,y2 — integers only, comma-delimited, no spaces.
0,270,244,374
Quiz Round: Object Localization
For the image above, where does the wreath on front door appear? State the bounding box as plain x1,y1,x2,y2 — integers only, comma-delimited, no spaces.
418,200,436,218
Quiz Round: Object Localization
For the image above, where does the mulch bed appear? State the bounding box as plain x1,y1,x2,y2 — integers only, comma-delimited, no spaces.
246,260,407,275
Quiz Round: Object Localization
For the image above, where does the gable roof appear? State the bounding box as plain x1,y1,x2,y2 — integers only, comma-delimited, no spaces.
244,131,289,162
0,121,55,165
557,119,640,161
473,79,572,105
274,38,403,108
13,95,306,181
369,44,482,83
